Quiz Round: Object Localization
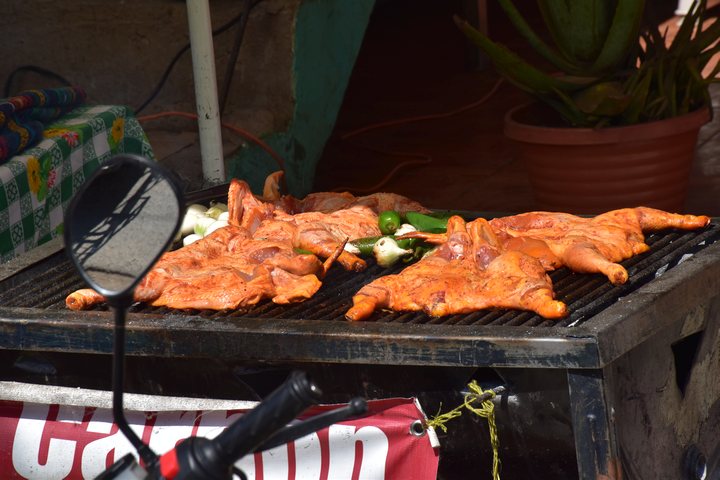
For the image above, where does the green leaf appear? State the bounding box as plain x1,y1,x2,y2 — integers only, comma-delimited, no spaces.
590,0,645,74
695,3,720,51
572,81,631,116
453,16,595,94
669,0,703,56
546,88,594,126
496,0,582,74
622,66,653,124
538,0,614,64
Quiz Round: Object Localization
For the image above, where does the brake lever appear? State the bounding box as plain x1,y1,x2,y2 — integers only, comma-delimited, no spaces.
254,396,368,452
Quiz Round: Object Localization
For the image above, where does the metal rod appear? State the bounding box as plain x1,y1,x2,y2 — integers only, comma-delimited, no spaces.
186,0,226,186
112,305,157,467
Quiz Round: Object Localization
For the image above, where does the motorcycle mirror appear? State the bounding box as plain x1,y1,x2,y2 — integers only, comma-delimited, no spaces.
64,154,184,307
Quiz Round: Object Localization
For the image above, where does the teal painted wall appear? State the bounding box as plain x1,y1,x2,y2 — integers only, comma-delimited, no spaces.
227,0,376,196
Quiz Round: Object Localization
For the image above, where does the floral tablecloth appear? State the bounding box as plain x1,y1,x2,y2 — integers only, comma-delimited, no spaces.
0,105,154,262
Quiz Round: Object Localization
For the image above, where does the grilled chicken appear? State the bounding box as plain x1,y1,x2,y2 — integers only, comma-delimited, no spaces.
261,170,430,215
345,216,566,321
229,178,380,271
66,178,380,310
66,225,333,310
488,207,711,284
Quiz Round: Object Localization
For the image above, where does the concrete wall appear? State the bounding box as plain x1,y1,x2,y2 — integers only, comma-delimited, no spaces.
1,0,375,195
2,1,297,134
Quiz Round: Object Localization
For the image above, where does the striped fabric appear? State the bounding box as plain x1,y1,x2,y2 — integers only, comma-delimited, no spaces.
0,87,87,162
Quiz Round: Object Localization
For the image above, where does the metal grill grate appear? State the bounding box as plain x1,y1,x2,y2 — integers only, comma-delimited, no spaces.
1,223,718,328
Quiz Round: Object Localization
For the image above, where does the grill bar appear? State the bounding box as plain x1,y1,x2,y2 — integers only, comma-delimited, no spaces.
0,225,716,368
0,224,718,329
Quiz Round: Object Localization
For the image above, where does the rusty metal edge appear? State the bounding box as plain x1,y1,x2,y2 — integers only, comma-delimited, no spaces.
576,238,720,366
0,306,600,369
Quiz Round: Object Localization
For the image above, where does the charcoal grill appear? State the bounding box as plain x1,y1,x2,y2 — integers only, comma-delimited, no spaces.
0,217,719,480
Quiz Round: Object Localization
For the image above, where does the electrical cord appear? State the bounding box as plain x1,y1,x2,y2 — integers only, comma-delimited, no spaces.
137,110,286,172
135,0,263,115
331,77,504,193
3,1,261,109
219,0,256,116
340,78,504,142
3,65,73,97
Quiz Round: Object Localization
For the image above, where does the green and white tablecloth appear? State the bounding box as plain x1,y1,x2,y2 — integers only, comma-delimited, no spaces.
0,105,154,262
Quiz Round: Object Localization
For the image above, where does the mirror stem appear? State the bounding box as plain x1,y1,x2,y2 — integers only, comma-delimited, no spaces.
111,300,158,468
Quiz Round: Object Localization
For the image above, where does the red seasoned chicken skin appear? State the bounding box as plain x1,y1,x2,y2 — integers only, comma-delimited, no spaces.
346,216,567,321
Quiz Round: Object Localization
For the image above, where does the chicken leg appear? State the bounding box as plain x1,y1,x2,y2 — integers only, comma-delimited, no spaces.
489,207,711,284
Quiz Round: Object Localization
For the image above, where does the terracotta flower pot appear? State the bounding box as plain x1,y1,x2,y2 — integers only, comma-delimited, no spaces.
504,103,711,214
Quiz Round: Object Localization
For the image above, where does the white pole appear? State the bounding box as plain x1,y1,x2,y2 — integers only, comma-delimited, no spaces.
676,0,694,15
186,0,226,185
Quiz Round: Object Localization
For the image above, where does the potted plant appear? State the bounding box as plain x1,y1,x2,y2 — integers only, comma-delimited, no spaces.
455,0,720,213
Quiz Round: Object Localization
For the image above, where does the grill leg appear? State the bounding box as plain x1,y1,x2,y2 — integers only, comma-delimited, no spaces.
568,369,620,480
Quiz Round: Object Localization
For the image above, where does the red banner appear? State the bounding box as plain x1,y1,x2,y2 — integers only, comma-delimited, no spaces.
0,397,439,479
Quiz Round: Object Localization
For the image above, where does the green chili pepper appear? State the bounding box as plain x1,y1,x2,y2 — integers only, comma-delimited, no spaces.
378,210,402,235
293,248,314,255
405,211,450,232
350,236,381,256
350,236,417,256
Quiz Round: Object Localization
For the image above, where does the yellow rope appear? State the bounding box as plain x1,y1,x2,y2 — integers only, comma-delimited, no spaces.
426,381,501,480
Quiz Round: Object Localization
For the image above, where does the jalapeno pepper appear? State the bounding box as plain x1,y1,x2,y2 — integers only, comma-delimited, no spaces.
378,210,402,235
405,211,450,232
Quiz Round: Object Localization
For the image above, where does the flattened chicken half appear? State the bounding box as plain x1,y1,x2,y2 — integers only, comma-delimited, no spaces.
489,207,711,285
345,216,567,321
66,224,335,311
228,178,380,271
66,177,388,311
261,170,431,215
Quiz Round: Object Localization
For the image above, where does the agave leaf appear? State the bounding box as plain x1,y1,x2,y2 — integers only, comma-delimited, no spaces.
535,0,572,61
571,81,631,116
704,51,720,78
544,89,593,126
669,0,703,56
589,0,645,74
537,0,614,64
699,40,720,70
695,8,720,51
453,16,595,94
622,67,653,124
669,64,678,117
457,0,713,126
683,58,711,112
644,25,669,56
656,56,668,111
496,0,581,74
680,60,698,113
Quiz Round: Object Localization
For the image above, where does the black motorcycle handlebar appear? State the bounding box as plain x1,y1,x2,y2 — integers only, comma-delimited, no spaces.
161,371,323,479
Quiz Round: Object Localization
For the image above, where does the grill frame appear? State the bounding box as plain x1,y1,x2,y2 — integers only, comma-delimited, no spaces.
0,221,719,479
0,223,718,370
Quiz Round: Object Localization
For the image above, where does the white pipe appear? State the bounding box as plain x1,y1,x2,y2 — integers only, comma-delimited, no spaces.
676,0,694,15
186,0,226,185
